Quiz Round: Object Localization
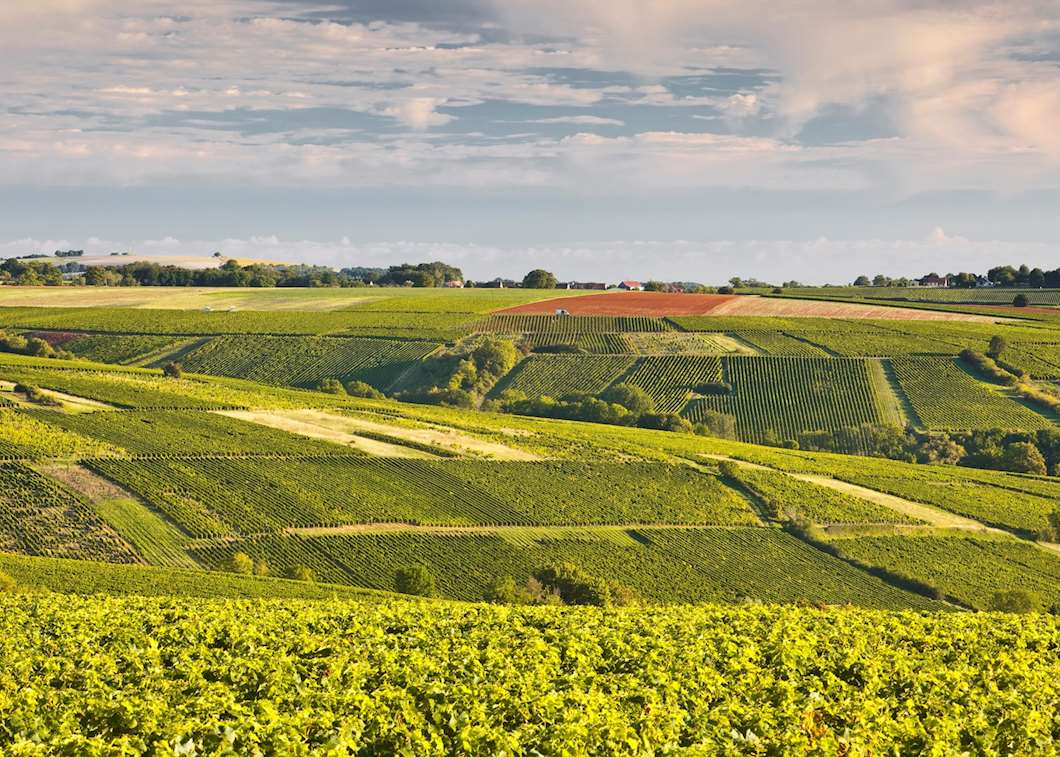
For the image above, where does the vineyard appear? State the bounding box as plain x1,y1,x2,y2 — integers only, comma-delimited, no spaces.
0,464,139,563
621,356,723,412
890,357,1054,430
176,335,438,389
828,533,1060,610
189,528,936,607
723,465,920,525
493,354,636,398
4,595,1056,753
684,357,887,443
61,334,185,364
478,314,670,334
523,332,632,354
0,408,120,460
85,458,759,539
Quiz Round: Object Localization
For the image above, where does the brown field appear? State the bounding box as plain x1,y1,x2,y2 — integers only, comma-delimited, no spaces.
708,297,1002,321
500,292,1001,321
500,292,737,315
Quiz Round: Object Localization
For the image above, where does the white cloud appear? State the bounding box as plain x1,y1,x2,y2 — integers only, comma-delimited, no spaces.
519,116,625,126
381,97,455,130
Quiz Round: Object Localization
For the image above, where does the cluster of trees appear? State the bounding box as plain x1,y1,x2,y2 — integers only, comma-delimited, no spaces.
0,331,72,360
851,264,1060,289
229,552,316,582
788,423,1060,477
484,563,638,607
397,336,520,408
0,257,466,288
490,381,736,437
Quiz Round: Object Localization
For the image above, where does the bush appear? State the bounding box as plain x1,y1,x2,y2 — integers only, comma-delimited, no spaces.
999,442,1048,475
253,559,270,577
694,381,732,395
0,569,17,593
989,590,1042,613
636,413,693,433
344,380,384,399
1013,294,1029,307
287,565,316,583
13,383,61,406
532,563,638,607
694,410,737,439
317,378,347,395
601,382,655,415
484,575,520,604
717,286,734,295
395,565,436,597
987,335,1007,358
162,362,183,379
230,552,254,575
960,349,1016,385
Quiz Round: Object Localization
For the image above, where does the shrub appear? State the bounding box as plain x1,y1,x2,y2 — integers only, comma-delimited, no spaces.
694,381,732,395
484,575,520,604
960,349,1017,385
230,552,254,575
162,362,183,379
287,565,316,583
637,413,693,433
717,286,734,295
13,383,61,407
253,559,270,577
344,380,384,399
395,565,436,597
987,335,1007,358
1013,294,1029,307
317,378,347,395
989,590,1042,613
0,569,17,593
532,563,638,607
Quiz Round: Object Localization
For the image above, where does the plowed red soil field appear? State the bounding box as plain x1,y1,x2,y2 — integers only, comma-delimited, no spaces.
500,292,737,316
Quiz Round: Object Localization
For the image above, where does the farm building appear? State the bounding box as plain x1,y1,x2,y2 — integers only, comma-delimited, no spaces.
618,280,644,291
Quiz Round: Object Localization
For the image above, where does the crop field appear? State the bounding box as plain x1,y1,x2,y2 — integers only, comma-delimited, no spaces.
29,409,345,456
621,355,723,412
58,334,185,364
86,458,758,539
0,408,120,460
792,286,1060,306
492,354,636,398
0,464,139,563
724,465,920,525
523,332,632,354
177,335,438,389
829,534,1060,610
684,357,887,442
890,357,1054,429
478,314,670,334
623,331,749,354
719,444,1060,534
190,528,936,608
0,306,474,339
707,296,1000,321
728,330,832,356
499,292,737,315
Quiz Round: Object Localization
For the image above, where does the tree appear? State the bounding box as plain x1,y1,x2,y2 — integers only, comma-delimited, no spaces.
636,413,693,433
522,269,557,289
643,280,668,292
230,552,254,574
693,410,737,440
872,274,890,287
162,362,183,379
853,275,871,287
253,559,270,577
345,380,383,399
989,590,1042,613
1013,293,1029,307
999,442,1047,475
317,378,347,395
601,382,655,415
395,565,436,597
987,335,1007,358
484,575,520,604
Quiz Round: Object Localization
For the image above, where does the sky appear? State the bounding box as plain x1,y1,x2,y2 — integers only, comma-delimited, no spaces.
1,0,1059,284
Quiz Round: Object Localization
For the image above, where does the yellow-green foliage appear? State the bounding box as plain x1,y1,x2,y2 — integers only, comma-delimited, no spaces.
0,409,120,459
0,595,1057,753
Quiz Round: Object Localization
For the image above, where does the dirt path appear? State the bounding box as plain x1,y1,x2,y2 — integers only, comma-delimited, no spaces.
215,409,438,458
701,453,988,529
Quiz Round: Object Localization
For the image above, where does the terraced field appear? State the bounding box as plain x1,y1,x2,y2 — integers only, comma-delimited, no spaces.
621,356,723,412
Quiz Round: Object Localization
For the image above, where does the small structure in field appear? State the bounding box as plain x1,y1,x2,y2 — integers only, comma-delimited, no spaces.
555,308,570,316
618,280,643,291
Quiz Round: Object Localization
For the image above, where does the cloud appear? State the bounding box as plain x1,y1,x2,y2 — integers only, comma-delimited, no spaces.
519,115,625,126
382,97,455,129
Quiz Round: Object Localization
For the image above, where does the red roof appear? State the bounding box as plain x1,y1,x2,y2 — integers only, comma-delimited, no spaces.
621,280,642,287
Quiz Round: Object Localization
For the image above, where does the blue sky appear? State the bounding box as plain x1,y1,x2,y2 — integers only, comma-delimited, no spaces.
1,1,1058,283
